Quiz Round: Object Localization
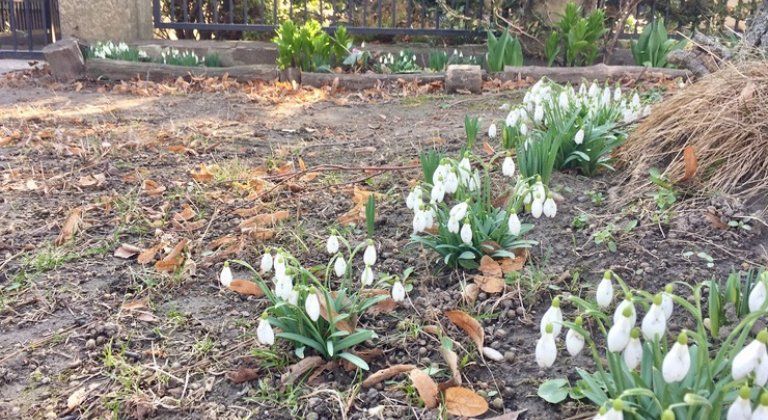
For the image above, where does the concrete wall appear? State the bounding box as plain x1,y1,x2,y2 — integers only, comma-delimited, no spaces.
59,0,153,42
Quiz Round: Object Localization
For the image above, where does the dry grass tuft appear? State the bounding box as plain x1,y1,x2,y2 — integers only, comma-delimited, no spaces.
619,60,768,202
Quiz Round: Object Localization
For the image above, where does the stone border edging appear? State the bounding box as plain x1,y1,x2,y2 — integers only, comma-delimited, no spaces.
84,58,278,82
501,63,691,84
300,71,445,90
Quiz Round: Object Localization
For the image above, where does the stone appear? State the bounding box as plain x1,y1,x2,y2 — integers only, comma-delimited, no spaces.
445,64,483,94
43,38,86,82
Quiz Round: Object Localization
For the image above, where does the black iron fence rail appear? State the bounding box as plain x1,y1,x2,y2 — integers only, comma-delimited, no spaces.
0,0,60,59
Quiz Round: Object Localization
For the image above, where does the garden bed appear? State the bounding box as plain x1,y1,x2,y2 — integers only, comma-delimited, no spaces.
85,58,278,83
299,71,445,89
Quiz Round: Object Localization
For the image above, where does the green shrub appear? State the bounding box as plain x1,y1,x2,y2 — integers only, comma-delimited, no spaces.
486,29,523,72
631,17,686,68
546,2,607,67
274,20,353,72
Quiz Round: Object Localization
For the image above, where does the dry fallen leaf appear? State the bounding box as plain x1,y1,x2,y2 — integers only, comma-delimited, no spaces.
228,279,264,297
114,243,142,259
445,310,485,355
474,275,506,294
440,343,462,387
444,386,489,417
316,291,353,333
680,146,698,182
498,253,526,273
137,242,163,265
409,368,439,409
281,356,324,387
462,283,480,304
362,364,417,387
55,207,83,246
226,367,261,384
172,204,196,222
142,179,166,196
478,255,502,278
67,387,88,410
155,239,188,272
190,164,214,182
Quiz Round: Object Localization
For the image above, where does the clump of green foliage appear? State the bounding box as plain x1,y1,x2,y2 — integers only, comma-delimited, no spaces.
545,2,607,67
273,20,350,72
631,17,686,68
486,29,524,72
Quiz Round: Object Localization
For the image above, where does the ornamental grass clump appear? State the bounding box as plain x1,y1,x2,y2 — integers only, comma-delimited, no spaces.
407,120,546,270
536,269,768,419
226,234,409,370
498,78,647,182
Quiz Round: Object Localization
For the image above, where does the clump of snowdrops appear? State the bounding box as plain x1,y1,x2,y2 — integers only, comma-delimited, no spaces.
222,235,409,370
535,269,768,419
407,120,553,269
492,78,649,182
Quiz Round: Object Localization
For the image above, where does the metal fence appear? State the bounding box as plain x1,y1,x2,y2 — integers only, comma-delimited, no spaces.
0,0,60,59
152,0,763,39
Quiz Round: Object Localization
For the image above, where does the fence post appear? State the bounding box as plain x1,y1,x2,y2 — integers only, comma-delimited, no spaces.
153,0,162,27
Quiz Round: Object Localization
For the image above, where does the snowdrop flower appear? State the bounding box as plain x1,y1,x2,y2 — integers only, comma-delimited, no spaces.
631,92,641,109
305,293,320,322
333,255,347,278
500,103,510,111
565,316,585,357
391,281,406,302
558,91,569,109
502,156,516,177
460,223,473,245
726,386,753,420
287,289,299,306
507,213,522,236
363,242,377,266
614,298,637,325
274,253,287,277
219,263,233,287
458,157,472,184
574,128,585,145
641,294,666,341
543,195,557,218
601,87,612,106
578,83,587,96
596,271,614,308
731,330,768,381
444,169,459,194
604,400,624,420
753,392,768,420
260,252,273,273
607,305,633,352
326,235,340,254
749,276,767,313
536,323,557,368
447,216,460,234
488,123,497,139
661,284,674,320
613,86,622,102
274,276,293,300
531,197,544,219
533,104,544,123
662,332,691,383
430,181,446,203
361,265,374,286
623,328,643,370
450,202,469,221
506,109,518,126
588,82,598,97
406,187,422,210
520,124,528,136
540,297,563,337
257,316,275,345
467,170,481,192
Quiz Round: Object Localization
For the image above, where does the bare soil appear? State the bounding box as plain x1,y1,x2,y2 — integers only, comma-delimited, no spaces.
1,73,766,419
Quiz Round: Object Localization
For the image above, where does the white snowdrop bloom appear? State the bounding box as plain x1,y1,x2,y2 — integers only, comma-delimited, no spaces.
412,210,428,233
287,289,299,305
662,332,691,383
425,208,436,228
604,400,625,420
447,217,460,234
533,181,546,199
756,349,768,386
326,235,340,254
613,86,622,101
450,202,469,221
333,256,347,278
506,109,519,126
406,186,422,210
274,276,293,301
753,393,768,420
607,307,633,352
430,181,446,203
631,92,641,109
508,213,522,236
533,104,544,123
749,279,767,312
444,169,459,194
520,123,528,136
257,317,275,345
305,293,321,322
574,128,585,145
460,223,473,245
523,191,533,205
623,329,643,370
260,252,273,273
540,297,563,337
661,285,674,320
363,243,377,266
219,263,233,287
565,317,585,357
391,281,406,302
500,103,510,111
467,170,481,192
433,163,450,184
614,298,637,325
274,253,287,277
488,123,497,139
543,196,557,218
727,386,753,420
593,407,608,420
588,82,598,97
458,157,472,183
558,91,569,109
361,265,374,286
578,83,587,96
601,87,612,106
531,198,544,218
732,331,768,381
641,295,667,341
596,272,614,308
502,156,516,177
536,324,557,368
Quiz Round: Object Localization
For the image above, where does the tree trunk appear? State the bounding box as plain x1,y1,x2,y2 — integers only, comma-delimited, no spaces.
745,0,768,51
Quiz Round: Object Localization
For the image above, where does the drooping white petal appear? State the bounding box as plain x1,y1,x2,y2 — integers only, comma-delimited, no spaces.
406,186,423,210
752,405,768,420
540,305,563,337
460,223,473,245
661,292,674,320
363,244,377,266
623,337,643,370
543,197,557,218
326,235,340,254
662,342,691,383
305,293,321,322
219,264,233,287
502,156,516,177
257,318,275,345
756,349,768,386
531,198,544,218
488,123,497,139
333,256,347,278
430,181,446,203
614,299,637,325
447,217,460,234
574,129,585,145
535,332,557,368
260,253,273,273
450,202,469,221
750,281,767,313
641,304,666,341
607,316,632,352
508,213,522,236
732,340,764,381
361,265,374,286
726,396,752,420
596,278,614,308
391,281,406,302
566,328,585,357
